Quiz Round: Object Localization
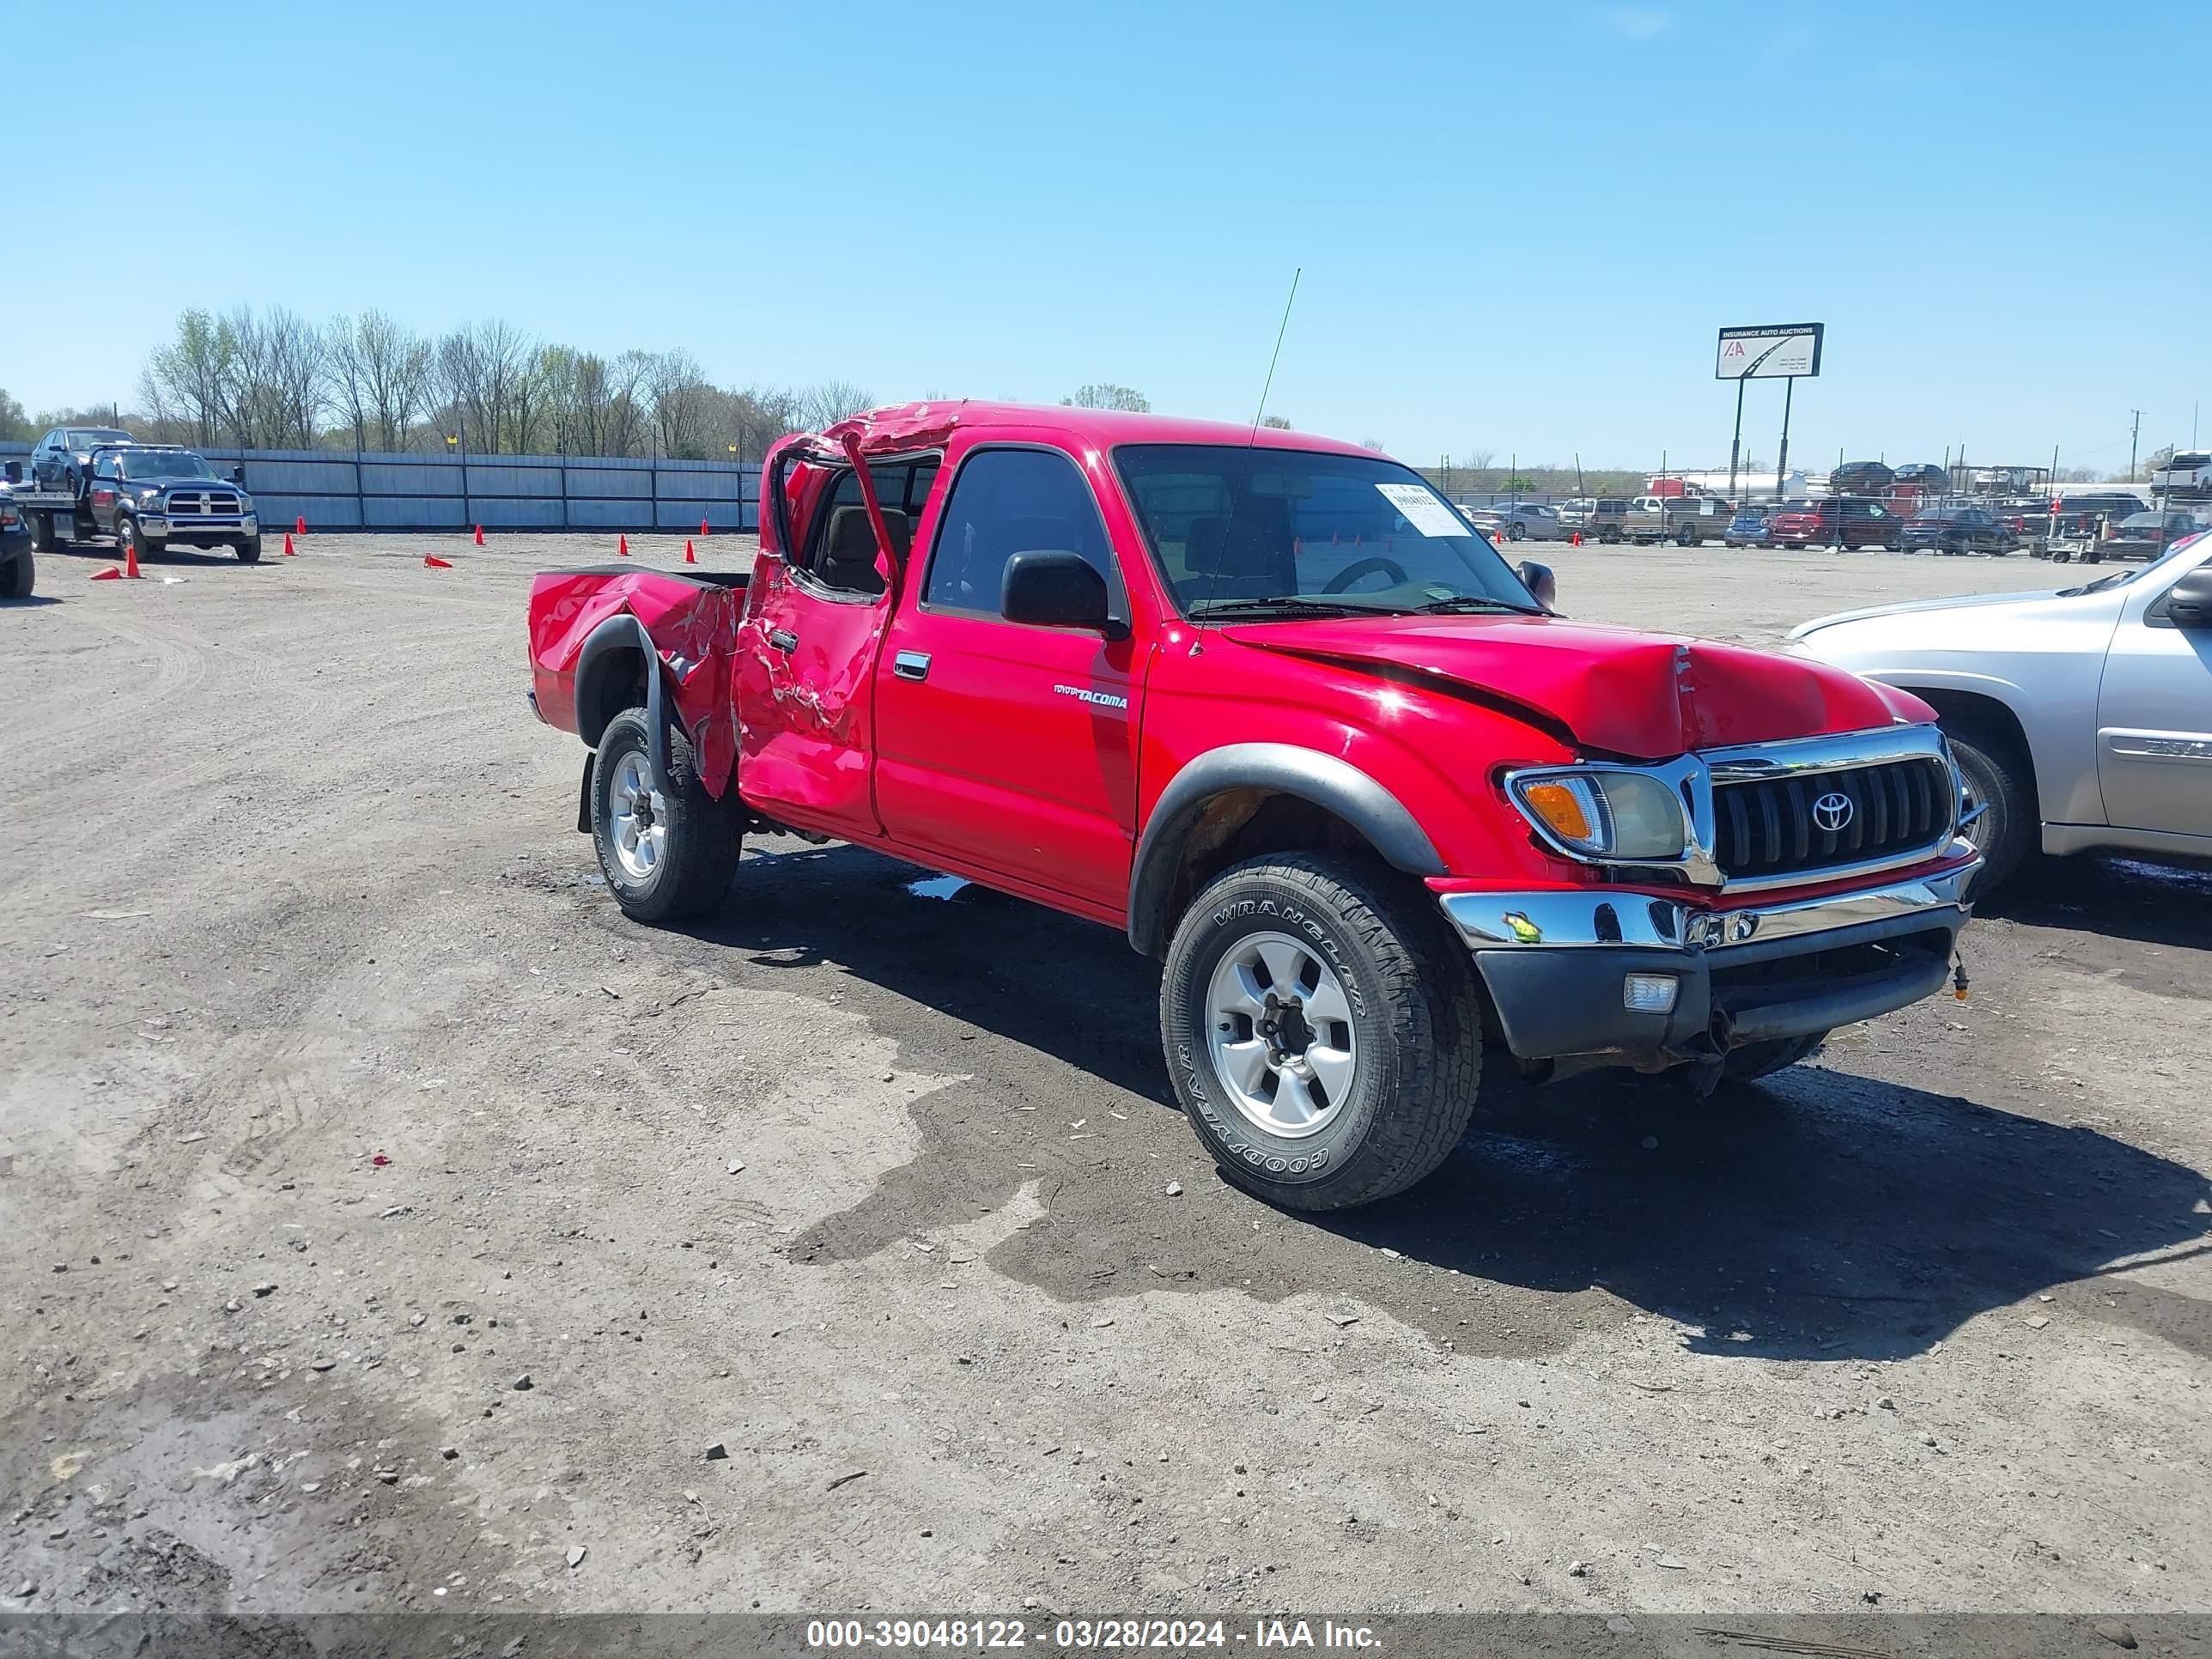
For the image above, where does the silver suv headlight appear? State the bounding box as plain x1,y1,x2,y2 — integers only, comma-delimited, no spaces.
1510,769,1689,860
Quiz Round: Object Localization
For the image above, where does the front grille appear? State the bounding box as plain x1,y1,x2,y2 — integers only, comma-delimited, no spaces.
1712,757,1951,881
166,490,242,515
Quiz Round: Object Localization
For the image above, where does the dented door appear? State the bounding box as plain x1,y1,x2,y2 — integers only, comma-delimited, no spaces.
733,455,891,840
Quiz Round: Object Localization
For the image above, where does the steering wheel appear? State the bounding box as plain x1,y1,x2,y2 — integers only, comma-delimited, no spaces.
1322,556,1408,594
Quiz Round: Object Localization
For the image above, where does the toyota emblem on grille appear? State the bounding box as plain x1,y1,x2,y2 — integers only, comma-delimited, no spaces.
1813,792,1855,832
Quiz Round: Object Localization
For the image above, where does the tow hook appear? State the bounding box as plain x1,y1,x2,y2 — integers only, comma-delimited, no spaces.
1951,955,1972,1002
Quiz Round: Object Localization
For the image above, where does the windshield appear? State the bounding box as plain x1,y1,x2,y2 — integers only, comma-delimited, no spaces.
117,450,217,481
1112,445,1541,619
2058,531,2207,597
70,429,130,447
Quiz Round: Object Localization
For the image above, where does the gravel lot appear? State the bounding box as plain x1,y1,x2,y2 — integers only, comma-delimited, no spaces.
3,531,2207,1620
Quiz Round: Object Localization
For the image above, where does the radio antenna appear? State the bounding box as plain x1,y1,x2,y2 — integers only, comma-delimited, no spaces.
1249,267,1302,440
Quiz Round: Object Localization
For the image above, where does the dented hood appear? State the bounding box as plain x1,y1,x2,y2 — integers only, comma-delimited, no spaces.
1220,614,1927,759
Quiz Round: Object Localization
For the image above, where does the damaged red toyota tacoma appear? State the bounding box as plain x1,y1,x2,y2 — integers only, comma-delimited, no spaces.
526,404,1981,1210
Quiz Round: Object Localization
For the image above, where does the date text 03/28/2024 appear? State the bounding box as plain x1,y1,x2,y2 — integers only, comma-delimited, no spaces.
803,1620,1382,1650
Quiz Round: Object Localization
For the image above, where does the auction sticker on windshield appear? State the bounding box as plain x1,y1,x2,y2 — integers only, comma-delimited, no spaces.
1374,482,1469,538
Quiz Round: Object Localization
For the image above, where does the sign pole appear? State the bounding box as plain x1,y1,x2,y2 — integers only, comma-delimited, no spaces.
1728,377,1746,502
1775,378,1794,503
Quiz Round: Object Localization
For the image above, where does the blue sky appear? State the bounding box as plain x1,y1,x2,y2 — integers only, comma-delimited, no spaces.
8,0,2204,474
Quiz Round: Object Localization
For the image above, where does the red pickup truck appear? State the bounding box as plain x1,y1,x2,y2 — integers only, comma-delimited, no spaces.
527,403,1980,1211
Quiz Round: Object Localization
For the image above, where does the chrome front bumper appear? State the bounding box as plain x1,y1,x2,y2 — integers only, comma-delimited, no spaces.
143,514,258,539
1437,853,1980,1066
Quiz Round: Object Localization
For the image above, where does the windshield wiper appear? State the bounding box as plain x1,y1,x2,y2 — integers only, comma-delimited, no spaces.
1407,595,1541,616
1188,596,1413,620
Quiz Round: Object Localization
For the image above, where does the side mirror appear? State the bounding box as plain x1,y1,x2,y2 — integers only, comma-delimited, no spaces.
2,461,18,483
1517,559,1558,609
231,465,246,484
2164,566,2212,630
1002,550,1121,634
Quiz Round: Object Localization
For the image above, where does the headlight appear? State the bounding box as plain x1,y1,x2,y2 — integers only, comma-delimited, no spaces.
140,488,164,504
1511,769,1687,860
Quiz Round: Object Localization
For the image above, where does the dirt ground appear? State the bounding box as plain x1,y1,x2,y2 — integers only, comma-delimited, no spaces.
3,530,2207,1621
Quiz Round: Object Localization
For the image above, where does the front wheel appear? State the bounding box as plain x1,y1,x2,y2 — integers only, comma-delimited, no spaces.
588,707,738,923
1946,722,2034,893
0,551,32,599
1160,854,1483,1211
117,514,145,562
235,534,263,563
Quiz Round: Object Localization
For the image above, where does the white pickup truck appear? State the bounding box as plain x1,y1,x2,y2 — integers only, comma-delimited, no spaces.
1789,532,2212,890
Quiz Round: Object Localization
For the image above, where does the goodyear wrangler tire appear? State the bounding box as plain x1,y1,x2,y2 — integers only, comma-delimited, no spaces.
589,707,738,924
1161,854,1483,1211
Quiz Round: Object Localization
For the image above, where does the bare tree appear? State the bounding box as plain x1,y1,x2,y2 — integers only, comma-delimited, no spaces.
1061,383,1149,412
796,379,875,432
1360,438,1388,453
221,306,321,447
1259,414,1291,429
644,349,719,459
143,309,237,447
326,311,432,452
434,319,535,452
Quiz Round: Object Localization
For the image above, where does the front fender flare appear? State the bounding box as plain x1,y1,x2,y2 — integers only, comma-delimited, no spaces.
574,613,672,793
1126,743,1445,957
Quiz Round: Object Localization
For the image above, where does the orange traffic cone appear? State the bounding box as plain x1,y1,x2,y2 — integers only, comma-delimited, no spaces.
423,555,453,568
473,525,484,546
617,534,630,557
90,566,122,580
1571,531,1583,546
295,515,306,536
283,532,295,556
700,517,709,538
123,540,142,580
684,538,696,564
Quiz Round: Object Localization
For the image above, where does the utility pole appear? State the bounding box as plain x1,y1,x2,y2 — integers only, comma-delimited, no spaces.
1775,379,1794,502
1727,377,1746,503
2129,409,2141,482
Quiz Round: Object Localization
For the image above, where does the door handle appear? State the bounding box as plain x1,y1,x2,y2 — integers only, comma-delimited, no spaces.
892,650,932,682
768,628,798,654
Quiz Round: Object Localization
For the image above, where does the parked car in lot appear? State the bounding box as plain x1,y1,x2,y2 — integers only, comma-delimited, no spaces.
29,424,134,496
1554,497,1597,529
1582,498,1632,542
1899,505,2015,556
1493,501,1569,541
1723,505,1775,548
1830,460,1896,496
2150,449,2211,495
1765,497,1901,550
2048,491,2147,537
2102,509,2207,562
1792,531,2209,890
0,486,33,599
526,402,1979,1211
1620,495,1733,545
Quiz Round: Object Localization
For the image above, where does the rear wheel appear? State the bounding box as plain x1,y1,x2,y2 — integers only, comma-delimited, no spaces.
1160,854,1483,1211
1507,520,1526,541
27,512,53,552
588,707,739,923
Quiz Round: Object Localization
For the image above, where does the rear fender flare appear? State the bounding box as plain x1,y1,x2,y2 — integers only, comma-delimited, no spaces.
1127,743,1446,957
574,613,672,793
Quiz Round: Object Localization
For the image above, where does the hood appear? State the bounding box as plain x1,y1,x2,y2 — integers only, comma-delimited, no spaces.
1219,615,1923,760
1788,586,2075,640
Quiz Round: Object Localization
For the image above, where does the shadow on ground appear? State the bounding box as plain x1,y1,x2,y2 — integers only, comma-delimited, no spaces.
692,840,2211,1364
